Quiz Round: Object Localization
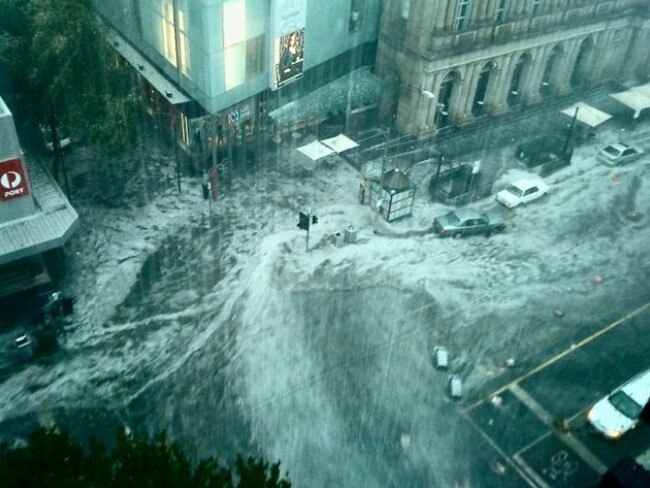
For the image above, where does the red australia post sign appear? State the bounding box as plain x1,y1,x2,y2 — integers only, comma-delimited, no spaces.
0,157,30,201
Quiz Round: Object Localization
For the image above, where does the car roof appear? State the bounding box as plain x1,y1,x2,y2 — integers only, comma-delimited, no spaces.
452,208,482,219
618,369,650,405
511,179,545,191
605,142,629,152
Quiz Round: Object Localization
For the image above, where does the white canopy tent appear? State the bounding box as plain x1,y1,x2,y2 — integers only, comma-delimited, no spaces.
321,134,359,153
610,83,650,118
631,82,650,99
561,102,612,127
296,140,335,161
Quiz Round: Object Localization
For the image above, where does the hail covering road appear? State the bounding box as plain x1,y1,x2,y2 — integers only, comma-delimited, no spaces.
1,124,649,486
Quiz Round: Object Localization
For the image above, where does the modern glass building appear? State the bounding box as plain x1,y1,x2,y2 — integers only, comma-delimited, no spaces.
94,0,382,154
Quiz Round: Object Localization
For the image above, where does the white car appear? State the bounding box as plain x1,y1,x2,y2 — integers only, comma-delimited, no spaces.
597,142,644,166
495,179,549,208
588,368,650,440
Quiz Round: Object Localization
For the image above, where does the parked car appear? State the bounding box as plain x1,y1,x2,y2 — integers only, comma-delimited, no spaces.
433,208,505,238
39,125,71,152
597,142,644,167
587,368,650,440
495,178,549,208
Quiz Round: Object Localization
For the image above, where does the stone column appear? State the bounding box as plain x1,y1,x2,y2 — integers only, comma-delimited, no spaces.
413,72,436,134
434,2,449,30
520,46,548,105
423,71,445,129
444,0,457,29
622,27,650,80
488,53,515,114
454,62,481,124
443,65,467,124
408,0,437,32
553,38,581,95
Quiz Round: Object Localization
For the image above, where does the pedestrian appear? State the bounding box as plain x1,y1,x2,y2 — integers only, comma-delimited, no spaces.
217,124,224,145
192,126,203,152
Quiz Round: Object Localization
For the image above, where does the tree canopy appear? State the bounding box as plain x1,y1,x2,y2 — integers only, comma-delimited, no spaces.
0,0,139,155
0,427,291,488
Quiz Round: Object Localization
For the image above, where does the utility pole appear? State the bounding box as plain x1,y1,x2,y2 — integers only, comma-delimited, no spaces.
562,106,579,155
173,118,181,193
297,211,318,252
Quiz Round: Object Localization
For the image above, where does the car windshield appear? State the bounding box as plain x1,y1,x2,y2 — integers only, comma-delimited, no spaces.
608,391,643,420
603,146,622,157
506,185,523,197
445,212,461,225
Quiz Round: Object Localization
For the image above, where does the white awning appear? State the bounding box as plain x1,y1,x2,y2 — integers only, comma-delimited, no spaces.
610,89,650,119
296,141,335,161
561,102,612,127
631,82,650,99
106,28,190,105
321,134,359,153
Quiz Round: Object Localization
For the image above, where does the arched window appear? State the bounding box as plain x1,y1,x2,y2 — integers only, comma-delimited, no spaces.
508,54,530,106
436,71,460,128
472,61,496,117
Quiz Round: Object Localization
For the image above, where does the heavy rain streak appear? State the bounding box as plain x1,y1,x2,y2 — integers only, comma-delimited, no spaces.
1,0,650,487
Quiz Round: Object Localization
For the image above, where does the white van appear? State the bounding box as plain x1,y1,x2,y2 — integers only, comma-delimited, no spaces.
588,368,650,439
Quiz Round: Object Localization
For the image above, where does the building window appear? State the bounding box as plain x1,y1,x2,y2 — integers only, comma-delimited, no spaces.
160,0,190,76
177,8,190,75
531,0,541,15
245,34,265,77
496,0,507,22
400,0,410,20
455,0,471,32
223,0,246,89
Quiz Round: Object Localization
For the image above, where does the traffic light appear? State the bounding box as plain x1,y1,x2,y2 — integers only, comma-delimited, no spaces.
297,212,310,230
312,215,318,225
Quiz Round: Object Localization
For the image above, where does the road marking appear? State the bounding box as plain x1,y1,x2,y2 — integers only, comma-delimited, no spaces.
509,384,608,475
466,300,650,412
460,410,539,488
513,453,551,488
510,384,554,424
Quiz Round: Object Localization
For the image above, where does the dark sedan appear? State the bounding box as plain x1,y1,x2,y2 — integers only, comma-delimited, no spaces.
433,208,505,238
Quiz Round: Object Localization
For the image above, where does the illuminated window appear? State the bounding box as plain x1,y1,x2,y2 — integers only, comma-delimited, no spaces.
161,0,176,66
223,0,246,89
496,0,507,22
455,0,471,32
177,9,190,75
160,0,190,76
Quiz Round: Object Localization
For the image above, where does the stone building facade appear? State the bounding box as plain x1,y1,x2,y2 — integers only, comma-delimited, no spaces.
377,0,650,137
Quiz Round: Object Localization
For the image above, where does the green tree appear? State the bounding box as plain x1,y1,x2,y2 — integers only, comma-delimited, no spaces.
0,427,291,488
0,0,139,175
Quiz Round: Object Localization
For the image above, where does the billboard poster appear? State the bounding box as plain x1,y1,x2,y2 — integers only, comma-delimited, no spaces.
274,29,304,88
270,0,306,90
0,157,30,202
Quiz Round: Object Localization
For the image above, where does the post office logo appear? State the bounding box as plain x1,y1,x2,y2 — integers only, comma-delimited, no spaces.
0,157,30,201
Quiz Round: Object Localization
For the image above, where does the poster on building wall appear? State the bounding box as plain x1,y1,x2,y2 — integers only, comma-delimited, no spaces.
0,157,30,202
270,0,306,90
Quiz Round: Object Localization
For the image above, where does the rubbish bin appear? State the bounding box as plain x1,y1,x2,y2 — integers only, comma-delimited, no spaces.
332,231,345,248
344,226,358,244
448,375,462,400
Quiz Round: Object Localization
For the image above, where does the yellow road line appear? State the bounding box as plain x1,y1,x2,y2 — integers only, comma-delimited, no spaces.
466,300,650,411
